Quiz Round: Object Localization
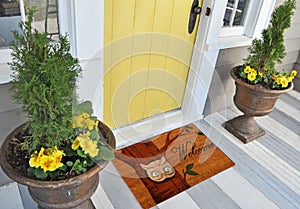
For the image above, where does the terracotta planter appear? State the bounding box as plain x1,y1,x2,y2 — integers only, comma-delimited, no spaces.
0,121,116,209
224,66,293,143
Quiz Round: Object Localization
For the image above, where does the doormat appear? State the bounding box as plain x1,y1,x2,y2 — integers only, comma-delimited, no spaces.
112,124,235,209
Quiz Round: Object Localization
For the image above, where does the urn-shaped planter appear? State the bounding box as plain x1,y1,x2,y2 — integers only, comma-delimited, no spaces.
224,67,293,143
0,121,116,209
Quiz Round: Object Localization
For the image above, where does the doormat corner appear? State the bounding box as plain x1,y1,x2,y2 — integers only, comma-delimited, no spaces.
113,124,235,209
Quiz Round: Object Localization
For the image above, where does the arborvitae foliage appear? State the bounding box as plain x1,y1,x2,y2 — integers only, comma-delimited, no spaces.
244,0,296,85
9,8,82,154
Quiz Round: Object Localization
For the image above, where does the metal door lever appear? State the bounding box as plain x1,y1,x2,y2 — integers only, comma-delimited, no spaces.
188,0,201,34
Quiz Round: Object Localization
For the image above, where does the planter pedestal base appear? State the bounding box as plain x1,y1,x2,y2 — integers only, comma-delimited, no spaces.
38,200,95,209
224,115,265,143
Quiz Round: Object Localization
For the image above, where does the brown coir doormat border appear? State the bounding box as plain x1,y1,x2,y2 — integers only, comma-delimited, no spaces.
113,124,235,209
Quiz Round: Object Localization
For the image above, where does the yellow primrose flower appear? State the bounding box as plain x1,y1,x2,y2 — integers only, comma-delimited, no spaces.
73,113,96,130
82,140,99,157
73,115,84,128
38,147,46,158
52,148,65,163
258,72,262,77
72,138,80,150
276,77,281,85
244,66,252,73
291,70,297,77
280,76,288,88
272,75,278,81
39,155,58,172
29,146,65,172
54,155,63,165
250,68,257,76
76,132,91,147
81,112,90,119
287,76,293,82
247,72,256,81
29,152,40,168
95,120,99,131
54,147,65,156
86,118,96,130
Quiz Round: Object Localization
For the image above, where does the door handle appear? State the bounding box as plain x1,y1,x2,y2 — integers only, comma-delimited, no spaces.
188,0,201,34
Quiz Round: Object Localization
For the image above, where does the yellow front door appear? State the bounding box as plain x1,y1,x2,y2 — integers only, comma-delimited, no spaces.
104,0,202,128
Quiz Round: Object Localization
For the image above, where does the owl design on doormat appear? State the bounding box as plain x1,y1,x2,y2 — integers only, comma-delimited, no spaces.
140,155,175,182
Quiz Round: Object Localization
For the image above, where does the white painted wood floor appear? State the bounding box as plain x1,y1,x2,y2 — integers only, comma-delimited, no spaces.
93,90,300,209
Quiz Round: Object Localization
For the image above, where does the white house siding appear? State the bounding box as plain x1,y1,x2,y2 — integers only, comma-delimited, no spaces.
203,0,300,116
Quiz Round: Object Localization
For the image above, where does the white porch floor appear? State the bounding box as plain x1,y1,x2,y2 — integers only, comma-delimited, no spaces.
94,90,300,209
0,90,299,209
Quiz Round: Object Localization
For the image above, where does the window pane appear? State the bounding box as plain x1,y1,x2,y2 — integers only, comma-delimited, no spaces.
0,0,59,48
0,0,22,48
223,8,232,26
223,0,249,27
233,0,248,26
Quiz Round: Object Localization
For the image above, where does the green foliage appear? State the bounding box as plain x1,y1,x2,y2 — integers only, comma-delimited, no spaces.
72,100,94,115
27,164,68,180
66,158,94,175
243,0,296,89
96,146,115,161
9,8,82,154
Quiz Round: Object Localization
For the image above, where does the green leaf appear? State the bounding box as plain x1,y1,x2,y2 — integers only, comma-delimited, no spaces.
74,159,81,166
66,161,74,167
90,130,100,141
34,168,48,179
187,170,199,176
240,71,247,79
77,149,87,158
86,158,95,167
48,171,59,179
73,101,93,115
96,146,115,161
77,165,83,171
60,165,67,172
26,167,35,178
186,163,194,171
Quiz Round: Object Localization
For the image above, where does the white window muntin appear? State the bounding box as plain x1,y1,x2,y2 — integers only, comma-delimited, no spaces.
220,0,263,38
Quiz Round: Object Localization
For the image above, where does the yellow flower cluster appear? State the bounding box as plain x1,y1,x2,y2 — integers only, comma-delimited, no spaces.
72,112,98,131
72,132,99,157
272,70,297,88
29,146,65,172
72,112,99,157
244,66,261,81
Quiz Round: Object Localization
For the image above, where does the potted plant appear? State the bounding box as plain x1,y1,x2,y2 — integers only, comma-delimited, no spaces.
0,8,115,209
224,0,297,143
